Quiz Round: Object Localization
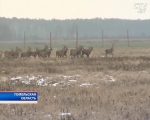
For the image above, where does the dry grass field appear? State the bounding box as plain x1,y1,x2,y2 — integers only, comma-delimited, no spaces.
0,40,150,120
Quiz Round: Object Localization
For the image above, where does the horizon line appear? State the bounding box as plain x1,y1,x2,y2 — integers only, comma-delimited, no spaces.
0,16,150,21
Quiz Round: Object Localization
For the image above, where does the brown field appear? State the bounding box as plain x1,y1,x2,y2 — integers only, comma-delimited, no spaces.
0,40,150,120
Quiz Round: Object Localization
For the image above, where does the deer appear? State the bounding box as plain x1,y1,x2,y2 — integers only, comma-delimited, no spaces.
81,46,93,58
30,47,38,58
56,45,68,58
70,45,84,58
47,47,53,58
63,45,68,57
37,47,53,58
11,47,22,58
20,47,31,59
105,42,115,57
36,45,48,57
4,48,14,58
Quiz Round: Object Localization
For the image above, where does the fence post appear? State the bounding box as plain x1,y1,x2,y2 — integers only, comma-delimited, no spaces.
127,30,130,47
76,31,78,49
24,31,25,49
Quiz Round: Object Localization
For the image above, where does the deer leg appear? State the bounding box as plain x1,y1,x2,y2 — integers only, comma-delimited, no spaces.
81,53,84,57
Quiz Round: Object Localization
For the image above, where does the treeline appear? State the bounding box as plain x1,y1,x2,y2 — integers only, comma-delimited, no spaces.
0,17,150,41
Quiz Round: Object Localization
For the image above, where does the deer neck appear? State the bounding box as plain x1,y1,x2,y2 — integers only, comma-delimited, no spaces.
89,48,92,53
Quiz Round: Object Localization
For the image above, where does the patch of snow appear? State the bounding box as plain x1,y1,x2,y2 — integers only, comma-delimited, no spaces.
60,113,71,116
11,77,22,81
44,114,51,117
36,78,45,85
68,80,76,82
29,76,36,81
22,80,30,84
52,83,59,86
63,76,73,79
74,75,81,77
41,83,48,86
108,76,116,82
79,83,92,86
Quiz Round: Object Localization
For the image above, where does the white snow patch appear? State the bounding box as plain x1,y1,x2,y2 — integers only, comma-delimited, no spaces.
41,83,48,86
29,76,36,81
79,83,92,86
60,113,71,116
11,77,22,81
52,83,59,86
22,80,30,84
68,80,76,82
74,75,81,77
36,78,45,86
108,76,116,82
44,114,51,117
63,76,73,79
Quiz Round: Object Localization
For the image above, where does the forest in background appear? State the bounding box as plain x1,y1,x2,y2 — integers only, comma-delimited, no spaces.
0,17,150,41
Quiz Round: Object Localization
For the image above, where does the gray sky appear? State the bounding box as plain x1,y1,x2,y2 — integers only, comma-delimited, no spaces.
0,0,149,20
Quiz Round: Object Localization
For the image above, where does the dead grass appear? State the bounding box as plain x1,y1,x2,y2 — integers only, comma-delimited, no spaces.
0,47,150,120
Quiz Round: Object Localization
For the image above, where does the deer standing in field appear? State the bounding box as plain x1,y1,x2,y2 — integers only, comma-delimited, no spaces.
105,42,115,57
81,46,93,58
30,47,38,58
37,47,53,58
20,47,31,59
70,45,84,58
36,45,48,57
4,50,11,58
56,45,68,58
4,48,14,58
11,47,22,58
63,45,68,57
47,47,53,58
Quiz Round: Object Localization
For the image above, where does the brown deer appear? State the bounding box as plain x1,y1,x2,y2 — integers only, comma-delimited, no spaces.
30,47,38,58
63,45,68,57
47,47,53,58
20,47,31,59
11,47,22,58
37,45,48,57
81,47,93,58
105,42,115,57
37,47,53,58
56,45,68,58
70,45,84,58
4,48,14,58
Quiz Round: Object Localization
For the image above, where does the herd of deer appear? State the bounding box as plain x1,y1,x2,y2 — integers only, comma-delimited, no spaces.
0,42,115,59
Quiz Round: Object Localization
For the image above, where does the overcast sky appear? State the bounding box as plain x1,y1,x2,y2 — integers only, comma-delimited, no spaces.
0,0,149,20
